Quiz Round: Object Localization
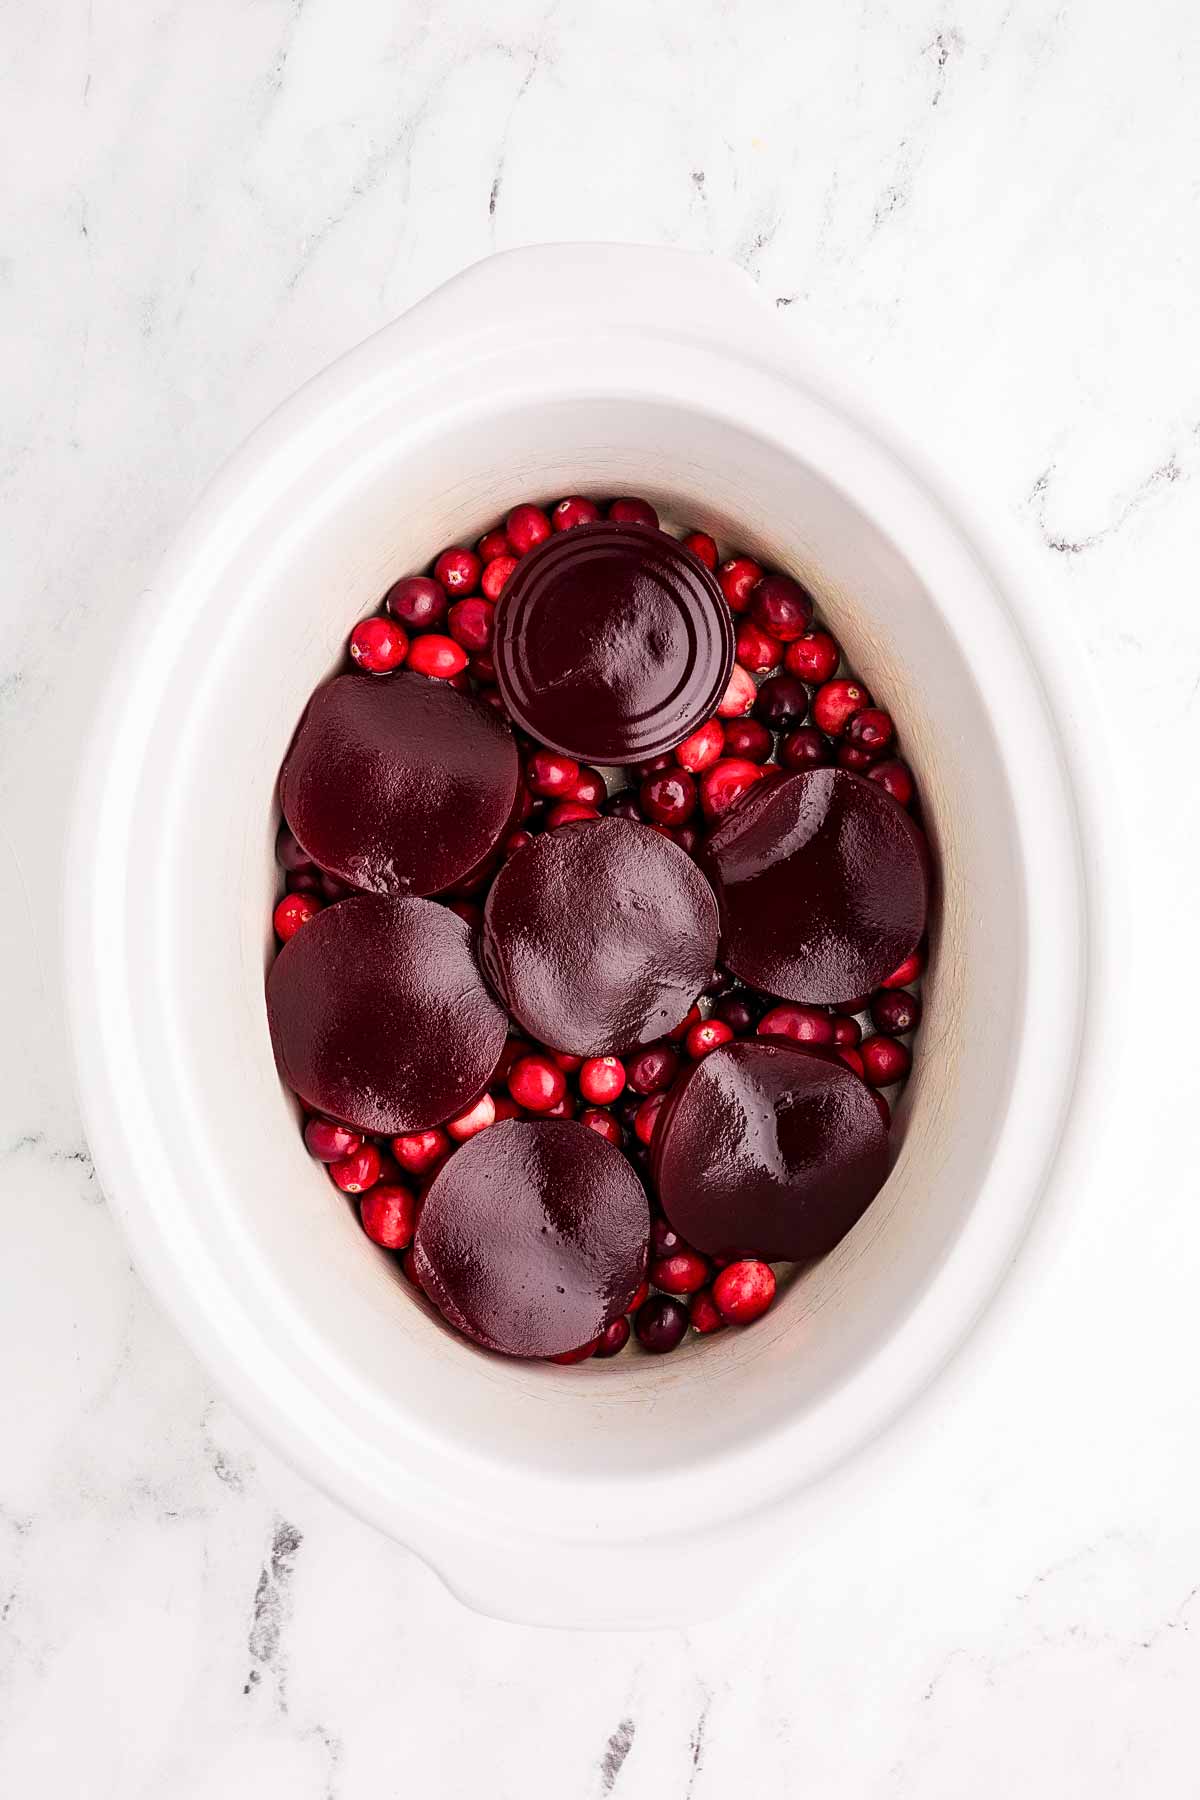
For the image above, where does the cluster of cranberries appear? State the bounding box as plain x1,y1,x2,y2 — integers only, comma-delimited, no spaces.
274,494,926,1361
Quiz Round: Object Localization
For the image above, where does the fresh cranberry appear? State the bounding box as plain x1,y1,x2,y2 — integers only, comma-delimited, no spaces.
478,527,512,562
757,1002,835,1046
718,557,763,613
608,496,658,528
275,824,313,872
447,597,495,654
491,1094,523,1123
526,750,580,799
754,673,810,731
580,1107,623,1146
543,1093,577,1120
860,1035,911,1086
545,800,601,828
483,690,512,718
682,530,719,570
674,718,725,772
349,614,408,673
471,652,497,685
594,1314,631,1357
722,718,772,762
779,726,831,770
713,1259,776,1324
868,759,916,807
837,743,876,772
444,899,482,931
634,1294,689,1353
870,1089,892,1129
640,768,697,826
627,1280,651,1314
391,1128,449,1175
689,1288,726,1334
273,891,322,941
502,828,534,858
650,1215,685,1260
625,1044,680,1096
699,756,766,820
649,1248,711,1295
360,1184,416,1249
713,993,757,1035
844,708,894,762
407,634,468,680
551,1338,599,1364
552,495,601,531
838,1046,865,1076
735,620,784,674
635,752,675,778
750,573,813,642
881,947,925,988
481,554,518,600
785,630,840,685
385,575,446,630
717,665,757,718
685,1018,735,1059
634,1093,667,1146
285,869,321,900
571,766,607,806
318,871,355,903
871,989,922,1035
433,547,481,595
304,1117,362,1162
553,1052,583,1073
579,1056,626,1105
330,1144,382,1194
831,1015,862,1047
507,1054,567,1113
445,1093,497,1140
603,791,644,823
506,503,552,556
813,678,870,736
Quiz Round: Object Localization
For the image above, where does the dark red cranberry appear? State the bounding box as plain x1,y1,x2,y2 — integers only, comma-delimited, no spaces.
689,1288,726,1334
579,1056,626,1104
682,530,719,570
717,665,757,718
550,1338,599,1365
553,1051,583,1072
471,652,497,685
273,891,322,941
304,1117,362,1162
545,800,600,828
650,1214,684,1259
602,791,644,823
717,557,763,613
526,750,579,799
699,757,767,820
703,965,738,996
444,899,482,931
860,1034,911,1086
593,1313,631,1357
785,631,840,685
722,718,772,762
625,1044,680,1096
780,726,831,770
478,527,512,562
838,1046,865,1076
608,497,659,528
406,634,468,680
579,1106,623,1147
445,1092,497,1140
508,1054,568,1113
634,1294,689,1353
506,503,552,556
750,573,814,642
870,1089,891,1129
685,1018,734,1059
641,768,697,826
401,1248,426,1293
627,1280,651,1314
447,597,495,654
503,828,534,857
845,708,894,759
491,1094,523,1123
881,946,925,988
543,1092,577,1120
275,824,313,872
433,547,481,595
713,993,757,1035
757,1002,835,1046
480,554,518,600
675,718,725,772
615,1094,644,1130
754,673,810,731
360,1184,417,1250
649,1248,711,1295
837,743,877,772
871,988,922,1035
712,1259,776,1324
635,752,675,778
349,615,408,673
391,1128,450,1175
385,575,446,630
834,994,871,1016
868,759,915,807
831,1015,862,1047
572,766,607,806
813,678,870,736
634,1093,667,1145
551,495,601,531
735,620,783,674
286,868,322,896
330,1144,382,1194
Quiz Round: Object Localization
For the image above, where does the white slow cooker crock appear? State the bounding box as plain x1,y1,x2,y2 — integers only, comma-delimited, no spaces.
68,244,1108,1628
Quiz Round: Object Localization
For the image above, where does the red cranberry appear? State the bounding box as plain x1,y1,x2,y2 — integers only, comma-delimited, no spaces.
580,1107,623,1146
545,801,601,827
813,678,870,736
508,1054,568,1113
713,993,757,1035
360,1183,416,1250
391,1128,449,1175
273,891,322,941
673,823,700,856
834,994,870,1016
650,1214,684,1259
713,1259,776,1324
285,869,322,899
699,756,766,820
608,497,659,528
478,527,512,561
385,575,446,630
433,547,481,595
275,824,313,872
870,1089,892,1129
506,503,552,556
780,726,831,770
831,1015,862,1047
480,554,518,600
675,718,725,772
330,1144,382,1194
735,620,783,674
757,1002,835,1046
750,573,813,642
634,1294,689,1353
444,899,482,931
754,673,810,731
682,530,719,570
649,1248,711,1295
543,1093,577,1120
553,1051,583,1072
718,557,763,613
785,630,840,685
628,1280,651,1313
552,495,601,531
503,828,534,858
526,750,580,798
717,665,757,718
447,597,495,654
860,1035,911,1086
603,791,644,823
571,766,607,806
838,1046,865,1076
641,768,697,826
471,651,497,685
349,614,408,673
667,1002,703,1043
685,1018,735,1059
579,1056,626,1104
634,1093,667,1145
445,1092,497,1140
871,988,922,1035
491,1094,523,1123
551,1338,599,1364
594,1314,631,1357
407,634,468,680
881,947,925,988
706,969,741,998
722,718,772,762
868,759,915,807
689,1288,726,1334
635,752,676,779
837,742,876,772
304,1117,362,1162
844,708,894,762
625,1044,680,1096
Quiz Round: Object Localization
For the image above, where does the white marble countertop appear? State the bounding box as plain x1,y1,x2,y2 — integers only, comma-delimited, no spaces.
4,0,1200,1792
